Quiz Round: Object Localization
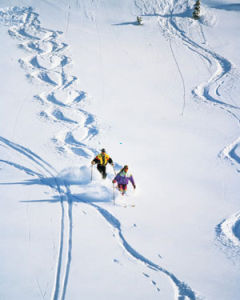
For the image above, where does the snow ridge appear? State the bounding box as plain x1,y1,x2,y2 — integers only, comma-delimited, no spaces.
0,5,199,300
216,212,240,254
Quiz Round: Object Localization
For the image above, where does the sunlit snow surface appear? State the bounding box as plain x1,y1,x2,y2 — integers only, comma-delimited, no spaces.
1,1,240,299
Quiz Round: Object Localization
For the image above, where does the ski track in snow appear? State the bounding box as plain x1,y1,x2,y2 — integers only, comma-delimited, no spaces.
135,0,240,262
0,6,98,159
0,134,198,300
0,5,199,300
0,136,71,300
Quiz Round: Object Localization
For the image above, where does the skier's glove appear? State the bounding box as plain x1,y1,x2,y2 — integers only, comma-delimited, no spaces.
91,161,95,165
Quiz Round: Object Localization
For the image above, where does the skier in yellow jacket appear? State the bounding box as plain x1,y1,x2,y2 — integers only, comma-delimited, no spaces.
91,148,114,179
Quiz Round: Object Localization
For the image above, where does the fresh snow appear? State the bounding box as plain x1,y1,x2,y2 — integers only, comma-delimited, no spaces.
1,0,240,299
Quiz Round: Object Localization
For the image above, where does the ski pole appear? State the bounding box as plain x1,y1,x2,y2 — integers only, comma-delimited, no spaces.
113,183,115,205
112,164,116,176
91,164,93,181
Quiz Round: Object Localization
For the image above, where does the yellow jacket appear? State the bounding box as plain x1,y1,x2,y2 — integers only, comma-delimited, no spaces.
93,153,112,166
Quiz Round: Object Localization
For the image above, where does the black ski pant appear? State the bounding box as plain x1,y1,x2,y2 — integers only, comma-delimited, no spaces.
97,164,107,178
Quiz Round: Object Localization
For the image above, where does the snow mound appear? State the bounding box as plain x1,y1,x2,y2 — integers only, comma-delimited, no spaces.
216,211,240,257
58,166,91,185
200,7,217,27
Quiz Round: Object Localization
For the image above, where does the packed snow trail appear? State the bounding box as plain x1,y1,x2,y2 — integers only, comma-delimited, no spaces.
0,5,198,300
135,0,240,256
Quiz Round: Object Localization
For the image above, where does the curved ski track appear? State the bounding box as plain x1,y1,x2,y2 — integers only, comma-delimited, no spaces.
0,5,199,300
0,135,198,300
0,6,97,160
135,0,240,262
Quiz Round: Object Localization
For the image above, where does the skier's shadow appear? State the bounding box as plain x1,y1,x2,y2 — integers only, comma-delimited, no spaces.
0,176,113,204
20,191,112,205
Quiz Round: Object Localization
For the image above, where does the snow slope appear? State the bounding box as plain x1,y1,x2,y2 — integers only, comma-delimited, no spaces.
1,0,240,299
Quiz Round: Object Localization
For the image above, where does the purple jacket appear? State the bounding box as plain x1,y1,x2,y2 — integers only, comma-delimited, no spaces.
113,171,135,187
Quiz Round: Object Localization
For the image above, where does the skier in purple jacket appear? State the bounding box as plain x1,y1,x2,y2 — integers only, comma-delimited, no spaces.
112,165,136,195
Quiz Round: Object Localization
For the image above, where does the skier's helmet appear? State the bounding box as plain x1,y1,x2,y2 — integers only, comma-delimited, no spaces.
101,148,106,153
